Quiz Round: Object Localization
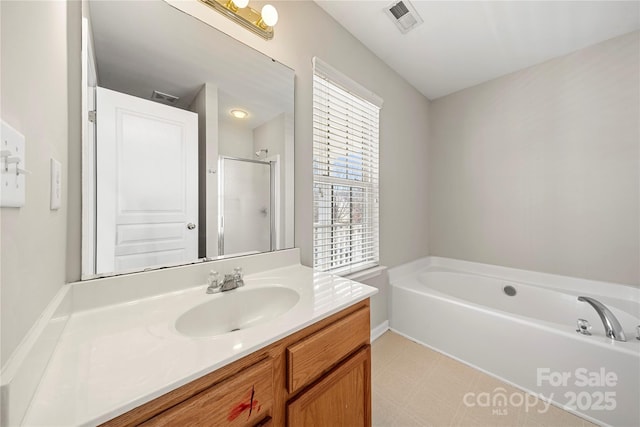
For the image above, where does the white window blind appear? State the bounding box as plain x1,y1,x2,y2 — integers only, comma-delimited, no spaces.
312,57,382,275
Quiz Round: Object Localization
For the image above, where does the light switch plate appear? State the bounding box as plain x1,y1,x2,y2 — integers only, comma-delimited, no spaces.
1,120,26,208
50,158,62,210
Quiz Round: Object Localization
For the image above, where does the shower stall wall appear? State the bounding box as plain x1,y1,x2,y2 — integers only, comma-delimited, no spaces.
218,156,275,256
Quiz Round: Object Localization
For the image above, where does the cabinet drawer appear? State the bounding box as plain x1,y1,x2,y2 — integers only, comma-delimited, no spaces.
287,307,369,394
141,358,273,427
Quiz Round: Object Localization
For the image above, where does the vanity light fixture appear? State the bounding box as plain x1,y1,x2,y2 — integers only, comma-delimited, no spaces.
200,0,278,40
230,109,248,119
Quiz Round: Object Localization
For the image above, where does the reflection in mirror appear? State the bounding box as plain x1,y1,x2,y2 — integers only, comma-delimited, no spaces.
81,0,294,279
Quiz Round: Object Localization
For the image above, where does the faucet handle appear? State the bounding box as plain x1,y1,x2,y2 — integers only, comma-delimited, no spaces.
206,270,221,294
233,267,244,287
208,270,220,286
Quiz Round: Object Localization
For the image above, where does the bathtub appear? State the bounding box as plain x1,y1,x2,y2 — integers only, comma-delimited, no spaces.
389,257,640,427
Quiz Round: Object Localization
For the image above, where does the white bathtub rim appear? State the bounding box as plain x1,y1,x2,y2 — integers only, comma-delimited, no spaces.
388,256,433,283
389,257,640,303
414,270,638,321
390,278,639,357
388,327,610,427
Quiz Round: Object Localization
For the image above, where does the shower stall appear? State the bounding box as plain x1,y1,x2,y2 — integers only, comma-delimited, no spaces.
218,156,276,256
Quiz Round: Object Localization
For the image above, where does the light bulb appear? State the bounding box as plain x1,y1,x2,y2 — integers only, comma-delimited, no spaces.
261,4,278,27
232,0,249,8
230,109,248,119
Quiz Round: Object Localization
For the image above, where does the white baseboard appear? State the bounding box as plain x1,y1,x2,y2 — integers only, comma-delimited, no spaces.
370,320,389,342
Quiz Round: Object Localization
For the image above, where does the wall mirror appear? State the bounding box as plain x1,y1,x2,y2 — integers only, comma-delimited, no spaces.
81,0,294,279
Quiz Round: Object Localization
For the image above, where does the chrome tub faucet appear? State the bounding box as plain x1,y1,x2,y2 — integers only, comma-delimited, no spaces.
577,296,627,342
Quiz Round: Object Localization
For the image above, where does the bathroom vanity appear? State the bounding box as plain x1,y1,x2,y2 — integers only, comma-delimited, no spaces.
18,251,377,426
103,300,371,426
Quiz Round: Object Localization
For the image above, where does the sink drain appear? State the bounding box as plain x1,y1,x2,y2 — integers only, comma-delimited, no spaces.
229,328,241,332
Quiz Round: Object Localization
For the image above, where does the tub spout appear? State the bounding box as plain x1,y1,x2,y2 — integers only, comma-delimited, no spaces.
577,296,627,342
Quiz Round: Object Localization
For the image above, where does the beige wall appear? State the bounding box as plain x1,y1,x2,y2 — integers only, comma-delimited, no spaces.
190,83,220,258
254,113,288,249
364,270,390,329
428,31,640,286
219,120,254,159
0,1,71,367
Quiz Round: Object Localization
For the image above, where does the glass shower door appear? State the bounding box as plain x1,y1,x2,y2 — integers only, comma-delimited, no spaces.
219,157,273,256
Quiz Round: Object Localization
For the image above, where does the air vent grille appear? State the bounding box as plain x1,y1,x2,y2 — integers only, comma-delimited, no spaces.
385,0,423,34
151,90,180,105
389,1,409,19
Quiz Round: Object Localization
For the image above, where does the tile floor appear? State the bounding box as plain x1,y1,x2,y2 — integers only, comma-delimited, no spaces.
371,331,596,427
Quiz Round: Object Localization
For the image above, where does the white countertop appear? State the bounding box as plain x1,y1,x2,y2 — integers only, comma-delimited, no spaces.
22,264,377,426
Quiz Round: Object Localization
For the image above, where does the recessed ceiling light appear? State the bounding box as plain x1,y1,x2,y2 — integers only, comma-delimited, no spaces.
230,109,248,119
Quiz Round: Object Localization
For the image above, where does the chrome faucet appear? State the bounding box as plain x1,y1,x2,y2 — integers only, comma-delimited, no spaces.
206,268,244,294
577,296,627,342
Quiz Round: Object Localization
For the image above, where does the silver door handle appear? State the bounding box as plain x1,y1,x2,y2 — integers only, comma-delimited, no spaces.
187,223,196,230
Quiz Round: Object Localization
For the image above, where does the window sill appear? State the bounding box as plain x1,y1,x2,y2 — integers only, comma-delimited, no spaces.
343,265,387,282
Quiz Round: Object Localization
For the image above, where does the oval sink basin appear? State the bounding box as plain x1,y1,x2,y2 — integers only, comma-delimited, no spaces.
175,286,300,338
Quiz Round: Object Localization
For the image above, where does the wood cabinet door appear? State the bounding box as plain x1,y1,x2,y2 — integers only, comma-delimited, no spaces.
286,346,371,427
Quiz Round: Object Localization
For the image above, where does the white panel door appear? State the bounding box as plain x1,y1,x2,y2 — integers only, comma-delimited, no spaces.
96,87,198,274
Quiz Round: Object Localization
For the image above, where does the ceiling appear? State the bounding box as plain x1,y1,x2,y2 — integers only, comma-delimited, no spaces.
315,1,640,100
89,0,294,129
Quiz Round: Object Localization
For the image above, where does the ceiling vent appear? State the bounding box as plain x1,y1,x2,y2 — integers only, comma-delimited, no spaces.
384,0,423,34
151,90,180,105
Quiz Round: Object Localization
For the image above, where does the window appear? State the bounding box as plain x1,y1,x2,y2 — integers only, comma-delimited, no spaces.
312,57,382,275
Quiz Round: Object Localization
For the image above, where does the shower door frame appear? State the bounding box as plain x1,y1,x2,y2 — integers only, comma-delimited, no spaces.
218,156,276,256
